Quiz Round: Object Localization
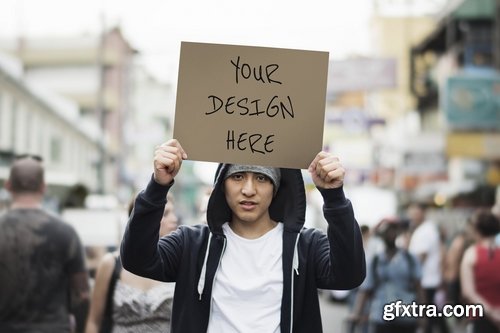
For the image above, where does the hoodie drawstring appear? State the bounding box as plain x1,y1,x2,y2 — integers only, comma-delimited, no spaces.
289,232,300,333
197,232,213,300
292,232,300,275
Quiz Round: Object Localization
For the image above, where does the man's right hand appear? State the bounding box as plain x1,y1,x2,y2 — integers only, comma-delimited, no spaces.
154,139,187,185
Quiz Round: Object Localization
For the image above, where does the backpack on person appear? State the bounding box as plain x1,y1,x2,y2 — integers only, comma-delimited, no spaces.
372,250,416,284
371,250,418,303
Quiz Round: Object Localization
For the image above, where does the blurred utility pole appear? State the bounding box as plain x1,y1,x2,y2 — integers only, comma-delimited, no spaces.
495,0,500,70
96,12,107,194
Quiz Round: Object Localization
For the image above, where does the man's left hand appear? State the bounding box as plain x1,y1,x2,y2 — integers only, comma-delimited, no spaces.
308,152,345,189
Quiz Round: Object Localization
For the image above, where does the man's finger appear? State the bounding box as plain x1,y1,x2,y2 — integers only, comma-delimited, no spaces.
164,139,188,160
155,150,182,172
157,145,184,165
308,151,327,172
324,168,344,183
315,158,340,179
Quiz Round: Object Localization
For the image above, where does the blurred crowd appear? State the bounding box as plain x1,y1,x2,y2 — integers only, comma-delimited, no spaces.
345,202,500,333
1,155,499,333
0,156,182,333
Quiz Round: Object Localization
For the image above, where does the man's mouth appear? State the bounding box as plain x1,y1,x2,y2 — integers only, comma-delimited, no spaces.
239,200,257,209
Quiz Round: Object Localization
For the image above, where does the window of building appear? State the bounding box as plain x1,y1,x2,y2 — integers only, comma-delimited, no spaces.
0,92,3,130
11,99,17,152
50,136,62,164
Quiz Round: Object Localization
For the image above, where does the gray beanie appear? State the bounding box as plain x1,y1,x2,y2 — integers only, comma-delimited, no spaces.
224,164,281,194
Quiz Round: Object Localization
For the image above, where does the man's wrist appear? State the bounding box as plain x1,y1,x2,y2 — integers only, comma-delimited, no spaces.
143,174,174,204
318,186,348,208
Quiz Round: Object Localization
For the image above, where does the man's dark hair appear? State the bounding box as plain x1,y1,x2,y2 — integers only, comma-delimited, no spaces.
470,208,500,237
8,158,45,194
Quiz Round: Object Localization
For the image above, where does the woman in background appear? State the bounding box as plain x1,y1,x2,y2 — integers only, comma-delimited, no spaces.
460,208,500,333
85,194,178,333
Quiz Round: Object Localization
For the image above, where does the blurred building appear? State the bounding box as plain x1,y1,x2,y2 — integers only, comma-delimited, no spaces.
0,27,177,209
0,50,101,209
0,27,137,197
410,0,500,207
125,64,175,193
0,27,177,206
321,0,446,225
326,0,499,213
368,1,450,207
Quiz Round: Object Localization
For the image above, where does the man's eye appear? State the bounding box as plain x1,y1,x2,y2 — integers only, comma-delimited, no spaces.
231,173,243,180
256,175,268,182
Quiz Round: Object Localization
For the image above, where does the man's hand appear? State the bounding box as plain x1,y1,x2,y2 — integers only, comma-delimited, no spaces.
154,139,187,185
308,152,345,189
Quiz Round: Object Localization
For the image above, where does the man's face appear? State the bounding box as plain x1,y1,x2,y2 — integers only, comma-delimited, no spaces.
407,204,424,226
224,172,274,225
381,225,400,247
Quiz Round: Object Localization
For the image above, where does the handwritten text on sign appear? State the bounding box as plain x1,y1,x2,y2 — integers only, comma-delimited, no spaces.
173,42,329,169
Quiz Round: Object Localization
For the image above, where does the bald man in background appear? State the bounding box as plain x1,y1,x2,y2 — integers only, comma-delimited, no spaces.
0,156,90,333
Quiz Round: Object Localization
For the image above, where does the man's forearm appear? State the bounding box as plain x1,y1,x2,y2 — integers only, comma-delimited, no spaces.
71,272,90,333
120,178,171,278
320,187,366,289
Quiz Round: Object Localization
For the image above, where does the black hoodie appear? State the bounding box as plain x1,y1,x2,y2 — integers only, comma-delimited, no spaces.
120,165,365,333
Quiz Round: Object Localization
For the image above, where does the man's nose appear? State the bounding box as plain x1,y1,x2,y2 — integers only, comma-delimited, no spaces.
241,177,256,196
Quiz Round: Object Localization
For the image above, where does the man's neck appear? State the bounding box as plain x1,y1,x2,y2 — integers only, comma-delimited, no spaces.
10,194,43,209
385,245,397,259
410,220,424,232
229,218,278,240
479,236,497,247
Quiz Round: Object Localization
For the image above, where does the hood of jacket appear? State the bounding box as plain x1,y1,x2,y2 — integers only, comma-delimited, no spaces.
206,164,306,235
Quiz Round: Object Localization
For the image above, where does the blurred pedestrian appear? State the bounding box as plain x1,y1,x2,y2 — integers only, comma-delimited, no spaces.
492,203,500,245
85,194,179,333
350,217,422,333
444,220,475,306
0,155,90,332
460,208,500,333
359,224,382,264
344,224,381,333
442,219,475,331
120,139,366,333
407,202,449,333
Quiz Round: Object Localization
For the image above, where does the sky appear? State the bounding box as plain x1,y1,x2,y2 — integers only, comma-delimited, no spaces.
0,0,374,83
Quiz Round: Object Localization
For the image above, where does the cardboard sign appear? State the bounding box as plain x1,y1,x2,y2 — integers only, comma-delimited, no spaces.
173,42,329,169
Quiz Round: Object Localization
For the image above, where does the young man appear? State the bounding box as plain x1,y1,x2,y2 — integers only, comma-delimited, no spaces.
0,156,90,333
121,139,366,332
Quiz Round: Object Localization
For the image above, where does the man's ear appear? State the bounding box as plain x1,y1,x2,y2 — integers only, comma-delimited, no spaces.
40,183,47,195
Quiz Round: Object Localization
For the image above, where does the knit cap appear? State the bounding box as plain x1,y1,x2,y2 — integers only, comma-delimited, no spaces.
224,164,281,194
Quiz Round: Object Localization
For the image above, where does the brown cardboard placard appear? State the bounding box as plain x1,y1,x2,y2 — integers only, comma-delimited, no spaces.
173,41,329,169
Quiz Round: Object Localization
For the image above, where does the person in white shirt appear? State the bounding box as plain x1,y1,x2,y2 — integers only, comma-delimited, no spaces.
407,203,449,333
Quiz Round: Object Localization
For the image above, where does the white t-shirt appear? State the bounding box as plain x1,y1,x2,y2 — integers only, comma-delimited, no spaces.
409,220,442,288
207,222,284,333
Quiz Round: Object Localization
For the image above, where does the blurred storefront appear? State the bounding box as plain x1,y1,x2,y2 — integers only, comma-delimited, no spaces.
321,1,450,217
410,0,500,207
